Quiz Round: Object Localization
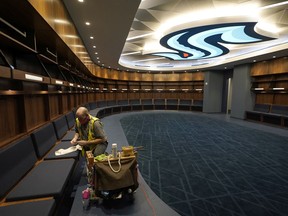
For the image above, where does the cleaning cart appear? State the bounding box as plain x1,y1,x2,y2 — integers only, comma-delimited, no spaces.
82,145,139,209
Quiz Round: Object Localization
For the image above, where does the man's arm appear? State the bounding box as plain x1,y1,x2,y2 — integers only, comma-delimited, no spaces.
71,132,80,145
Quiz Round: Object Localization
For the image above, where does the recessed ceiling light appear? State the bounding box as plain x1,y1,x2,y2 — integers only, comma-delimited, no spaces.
78,0,84,2
90,36,94,39
95,52,98,54
93,46,96,48
85,22,90,25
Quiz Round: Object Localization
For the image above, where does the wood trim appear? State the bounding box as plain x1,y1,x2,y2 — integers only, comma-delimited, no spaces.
0,65,11,78
12,69,50,84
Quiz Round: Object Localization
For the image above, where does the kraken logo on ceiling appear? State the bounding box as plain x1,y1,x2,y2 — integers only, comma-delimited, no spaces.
151,22,276,60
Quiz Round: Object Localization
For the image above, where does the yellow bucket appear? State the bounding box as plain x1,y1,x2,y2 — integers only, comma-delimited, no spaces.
122,146,134,157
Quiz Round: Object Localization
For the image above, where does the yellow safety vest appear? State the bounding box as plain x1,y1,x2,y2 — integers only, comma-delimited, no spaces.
75,114,100,155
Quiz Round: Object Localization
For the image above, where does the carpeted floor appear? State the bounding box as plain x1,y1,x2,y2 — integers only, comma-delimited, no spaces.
120,112,288,216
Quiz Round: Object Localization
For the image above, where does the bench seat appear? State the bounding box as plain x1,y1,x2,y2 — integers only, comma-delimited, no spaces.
61,130,75,141
6,159,75,201
246,104,288,128
44,141,80,160
0,199,55,216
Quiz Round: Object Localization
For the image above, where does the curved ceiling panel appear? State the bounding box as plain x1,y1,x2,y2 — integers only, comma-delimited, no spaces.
63,0,288,73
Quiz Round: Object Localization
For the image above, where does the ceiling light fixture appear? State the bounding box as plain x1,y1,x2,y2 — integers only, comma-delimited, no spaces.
126,32,154,41
85,22,90,25
133,57,165,63
54,19,69,25
259,1,288,10
121,51,141,56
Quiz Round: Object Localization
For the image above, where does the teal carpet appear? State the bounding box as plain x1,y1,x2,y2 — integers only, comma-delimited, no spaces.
120,112,288,216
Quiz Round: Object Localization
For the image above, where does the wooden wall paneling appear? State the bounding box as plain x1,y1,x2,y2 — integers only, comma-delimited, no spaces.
101,68,109,79
0,66,11,78
24,94,47,130
273,94,288,105
275,80,288,89
127,92,140,100
179,73,193,81
29,0,88,62
77,93,83,106
0,95,26,147
192,72,205,80
129,82,140,91
119,71,130,81
130,72,141,81
74,92,81,107
255,94,274,104
61,94,69,113
87,92,95,103
166,73,180,81
118,81,128,90
141,73,153,82
154,74,166,82
93,92,97,102
180,82,193,91
283,57,288,71
166,83,178,91
116,92,128,101
58,93,64,114
269,57,288,74
68,93,76,109
105,92,116,101
179,92,193,99
153,91,166,99
192,92,203,100
81,93,88,105
140,92,153,99
93,66,102,78
153,83,165,91
96,92,105,101
140,82,152,91
251,61,269,76
165,91,179,99
48,94,60,119
109,69,119,80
